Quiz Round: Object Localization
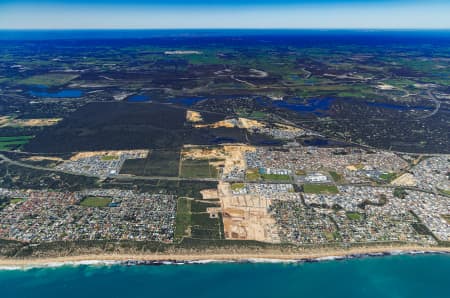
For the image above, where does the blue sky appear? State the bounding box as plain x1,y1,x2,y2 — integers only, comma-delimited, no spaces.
0,0,449,29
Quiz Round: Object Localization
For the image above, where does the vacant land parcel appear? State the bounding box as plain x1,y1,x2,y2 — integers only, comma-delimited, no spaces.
0,136,33,150
180,159,219,178
79,196,112,207
120,150,180,177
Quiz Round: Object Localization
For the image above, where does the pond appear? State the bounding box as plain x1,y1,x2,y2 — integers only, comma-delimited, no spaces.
167,97,206,106
127,95,151,102
28,89,83,98
366,101,432,111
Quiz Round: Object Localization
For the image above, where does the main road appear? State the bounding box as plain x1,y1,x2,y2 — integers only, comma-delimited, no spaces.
1,152,448,197
0,152,219,182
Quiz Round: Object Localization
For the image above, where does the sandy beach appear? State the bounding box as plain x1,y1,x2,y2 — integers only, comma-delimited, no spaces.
1,245,449,268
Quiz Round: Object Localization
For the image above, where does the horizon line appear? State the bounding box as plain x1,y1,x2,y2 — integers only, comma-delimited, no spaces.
2,28,450,30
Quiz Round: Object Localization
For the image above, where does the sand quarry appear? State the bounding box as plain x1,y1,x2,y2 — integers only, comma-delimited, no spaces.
182,145,255,177
186,110,203,123
0,116,61,127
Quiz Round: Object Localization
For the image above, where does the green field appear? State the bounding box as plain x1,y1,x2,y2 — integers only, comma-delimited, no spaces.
231,183,245,191
261,173,291,182
0,136,34,150
245,169,291,182
101,155,118,161
346,212,363,220
303,184,339,194
190,213,223,240
18,73,78,86
9,198,24,204
180,159,218,178
79,196,112,207
175,198,191,240
175,197,223,241
379,172,397,182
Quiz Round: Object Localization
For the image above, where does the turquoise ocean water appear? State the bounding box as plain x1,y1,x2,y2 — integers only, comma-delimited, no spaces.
1,254,449,298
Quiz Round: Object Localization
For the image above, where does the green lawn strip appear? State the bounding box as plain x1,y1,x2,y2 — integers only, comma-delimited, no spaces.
303,184,339,194
437,188,450,196
79,196,112,207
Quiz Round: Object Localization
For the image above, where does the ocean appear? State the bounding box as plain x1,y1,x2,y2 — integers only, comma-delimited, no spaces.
1,254,449,298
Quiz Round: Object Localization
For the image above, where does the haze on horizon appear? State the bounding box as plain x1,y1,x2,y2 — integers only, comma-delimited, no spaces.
0,0,449,29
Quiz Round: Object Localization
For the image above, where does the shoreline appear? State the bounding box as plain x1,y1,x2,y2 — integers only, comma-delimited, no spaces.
1,246,449,269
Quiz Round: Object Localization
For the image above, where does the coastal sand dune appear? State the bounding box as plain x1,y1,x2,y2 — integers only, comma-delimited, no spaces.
1,246,449,267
